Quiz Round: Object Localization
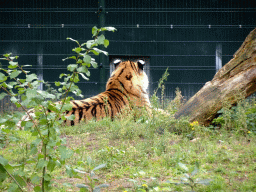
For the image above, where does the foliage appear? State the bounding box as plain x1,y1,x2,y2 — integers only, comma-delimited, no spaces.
212,97,256,135
166,87,185,114
0,26,116,192
150,68,169,109
167,162,212,191
75,157,109,192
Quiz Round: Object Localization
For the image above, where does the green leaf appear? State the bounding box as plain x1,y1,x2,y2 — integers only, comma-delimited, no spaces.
10,96,18,104
7,183,19,192
62,103,73,111
191,163,199,176
26,89,37,98
93,187,101,192
91,61,98,68
87,156,92,166
13,174,27,187
0,164,7,182
65,165,73,177
104,39,109,48
83,55,91,64
96,34,105,45
47,159,56,172
72,47,83,54
72,73,80,83
26,74,37,82
44,173,51,181
39,119,48,125
3,53,11,58
59,73,67,79
10,70,21,79
33,186,41,192
92,48,108,56
86,40,97,49
195,179,212,185
24,121,34,129
21,65,32,68
62,183,72,188
0,92,7,100
66,37,79,45
94,184,109,190
0,72,7,82
74,169,87,174
90,50,99,55
37,159,48,170
9,61,18,66
69,56,77,60
0,118,7,123
67,64,78,72
191,167,198,177
7,81,18,89
92,26,98,36
0,156,8,166
55,81,61,86
92,164,106,171
101,27,117,32
178,162,188,172
59,146,73,161
66,114,75,121
77,66,88,74
76,184,89,189
79,73,89,80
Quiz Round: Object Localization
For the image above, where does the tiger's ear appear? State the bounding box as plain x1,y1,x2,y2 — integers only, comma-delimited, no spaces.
113,59,122,69
137,60,145,71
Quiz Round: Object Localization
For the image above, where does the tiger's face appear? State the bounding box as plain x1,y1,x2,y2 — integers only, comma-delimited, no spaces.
106,60,149,96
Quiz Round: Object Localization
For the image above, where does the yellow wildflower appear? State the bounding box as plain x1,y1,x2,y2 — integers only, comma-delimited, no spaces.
190,121,199,127
142,184,148,188
248,131,251,134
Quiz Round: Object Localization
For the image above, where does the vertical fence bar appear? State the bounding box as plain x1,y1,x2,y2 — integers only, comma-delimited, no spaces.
215,43,222,73
37,45,43,90
98,0,106,92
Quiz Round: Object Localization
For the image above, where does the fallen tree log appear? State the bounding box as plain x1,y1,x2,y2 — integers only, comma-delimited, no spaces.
174,28,256,126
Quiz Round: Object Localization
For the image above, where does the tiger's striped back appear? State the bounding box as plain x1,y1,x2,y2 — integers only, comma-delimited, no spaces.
65,59,151,125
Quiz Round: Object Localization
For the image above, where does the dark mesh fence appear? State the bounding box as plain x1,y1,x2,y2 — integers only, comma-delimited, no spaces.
0,0,255,112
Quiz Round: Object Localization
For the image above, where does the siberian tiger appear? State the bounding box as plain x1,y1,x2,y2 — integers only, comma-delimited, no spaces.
17,59,151,128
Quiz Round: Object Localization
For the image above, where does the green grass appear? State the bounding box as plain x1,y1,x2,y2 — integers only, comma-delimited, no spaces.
1,99,256,191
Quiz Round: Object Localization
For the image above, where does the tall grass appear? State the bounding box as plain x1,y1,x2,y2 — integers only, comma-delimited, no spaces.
1,89,256,191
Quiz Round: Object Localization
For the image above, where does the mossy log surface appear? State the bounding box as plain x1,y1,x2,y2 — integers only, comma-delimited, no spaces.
174,28,256,126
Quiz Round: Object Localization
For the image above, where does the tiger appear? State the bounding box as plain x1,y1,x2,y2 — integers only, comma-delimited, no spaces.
17,59,151,128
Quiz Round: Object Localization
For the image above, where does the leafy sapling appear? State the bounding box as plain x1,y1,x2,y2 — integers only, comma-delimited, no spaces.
75,157,109,192
0,26,116,192
167,162,212,191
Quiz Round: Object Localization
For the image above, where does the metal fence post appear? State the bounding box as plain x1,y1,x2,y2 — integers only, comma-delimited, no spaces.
98,0,106,92
216,43,222,73
37,45,43,90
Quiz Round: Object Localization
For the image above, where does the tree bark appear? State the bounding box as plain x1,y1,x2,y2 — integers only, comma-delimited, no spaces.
174,28,256,126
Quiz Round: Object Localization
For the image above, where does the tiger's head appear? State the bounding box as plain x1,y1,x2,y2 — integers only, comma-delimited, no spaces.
106,59,149,97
